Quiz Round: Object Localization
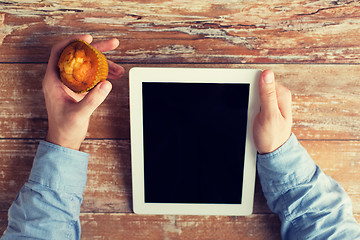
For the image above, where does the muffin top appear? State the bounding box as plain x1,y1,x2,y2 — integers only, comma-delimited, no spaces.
58,40,107,93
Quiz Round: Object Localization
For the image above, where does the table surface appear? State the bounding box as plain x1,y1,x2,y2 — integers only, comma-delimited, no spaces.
1,1,360,239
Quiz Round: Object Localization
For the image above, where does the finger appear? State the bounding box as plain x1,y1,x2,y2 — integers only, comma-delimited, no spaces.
276,83,292,120
91,38,119,52
75,80,112,118
107,60,125,80
259,70,280,117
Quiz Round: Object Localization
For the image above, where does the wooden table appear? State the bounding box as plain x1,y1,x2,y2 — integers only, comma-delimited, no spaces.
1,1,360,239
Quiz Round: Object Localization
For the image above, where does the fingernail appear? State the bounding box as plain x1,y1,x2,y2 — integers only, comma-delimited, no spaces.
99,81,112,94
112,38,120,47
264,72,274,84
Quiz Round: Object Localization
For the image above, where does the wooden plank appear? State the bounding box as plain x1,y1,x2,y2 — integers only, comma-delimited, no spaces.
0,64,130,139
271,64,360,140
0,63,359,139
302,141,360,213
0,139,359,215
1,212,359,239
79,213,282,240
79,213,360,239
0,139,38,211
83,140,360,214
0,139,267,214
81,139,133,213
1,1,360,63
0,139,133,213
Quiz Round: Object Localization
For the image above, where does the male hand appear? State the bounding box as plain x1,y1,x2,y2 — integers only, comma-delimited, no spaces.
43,35,124,150
253,70,292,154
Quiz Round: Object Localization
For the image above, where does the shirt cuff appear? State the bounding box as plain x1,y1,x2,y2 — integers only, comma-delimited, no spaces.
257,133,317,193
29,140,89,195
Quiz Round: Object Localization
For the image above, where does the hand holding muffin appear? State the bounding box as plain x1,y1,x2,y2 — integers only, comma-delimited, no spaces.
43,35,124,150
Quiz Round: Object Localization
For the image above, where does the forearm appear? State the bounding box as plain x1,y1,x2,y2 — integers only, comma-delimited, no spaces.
257,133,360,239
2,141,89,240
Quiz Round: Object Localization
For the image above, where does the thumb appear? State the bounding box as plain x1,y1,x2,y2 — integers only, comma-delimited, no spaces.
259,70,279,116
76,80,112,118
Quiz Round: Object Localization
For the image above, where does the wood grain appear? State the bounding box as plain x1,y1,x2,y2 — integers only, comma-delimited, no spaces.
80,213,360,239
1,0,360,238
79,213,282,240
1,212,359,239
0,212,280,239
0,64,359,140
1,1,360,64
77,213,360,239
1,139,359,215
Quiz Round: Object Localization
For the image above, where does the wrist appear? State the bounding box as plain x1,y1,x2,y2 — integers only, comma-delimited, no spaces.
257,132,294,158
46,131,83,151
257,132,292,155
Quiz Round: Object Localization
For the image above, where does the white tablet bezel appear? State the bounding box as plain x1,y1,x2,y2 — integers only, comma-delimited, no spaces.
129,67,260,216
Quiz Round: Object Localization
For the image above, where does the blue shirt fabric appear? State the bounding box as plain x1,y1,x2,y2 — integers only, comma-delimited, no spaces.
2,135,360,239
257,133,360,239
1,141,89,240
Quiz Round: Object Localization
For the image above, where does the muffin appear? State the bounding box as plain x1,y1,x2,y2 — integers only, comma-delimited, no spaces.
57,39,108,93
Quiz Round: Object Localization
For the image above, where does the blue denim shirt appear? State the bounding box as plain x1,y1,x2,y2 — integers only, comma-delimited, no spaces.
1,141,89,240
2,135,360,239
257,134,360,239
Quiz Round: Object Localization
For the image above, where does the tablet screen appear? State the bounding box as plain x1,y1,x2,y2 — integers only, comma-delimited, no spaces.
142,82,250,204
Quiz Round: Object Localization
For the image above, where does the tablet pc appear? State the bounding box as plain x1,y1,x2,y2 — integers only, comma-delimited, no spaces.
129,67,260,216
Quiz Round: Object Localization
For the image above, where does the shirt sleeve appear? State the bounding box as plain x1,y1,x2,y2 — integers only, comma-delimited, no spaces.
1,141,89,240
257,133,360,239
